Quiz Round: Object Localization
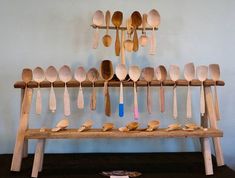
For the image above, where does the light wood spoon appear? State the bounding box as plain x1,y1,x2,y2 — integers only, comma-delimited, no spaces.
142,67,154,114
112,11,123,56
102,10,112,47
92,10,104,49
74,67,86,109
139,14,148,47
124,18,134,52
131,11,142,52
100,60,114,116
33,67,45,115
115,64,127,117
169,65,180,119
22,68,33,113
129,66,141,120
196,65,208,116
87,68,99,110
59,65,72,116
209,64,220,120
184,63,195,120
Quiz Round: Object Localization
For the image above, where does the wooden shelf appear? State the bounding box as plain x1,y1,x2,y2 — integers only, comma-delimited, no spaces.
14,79,225,89
91,24,158,31
25,128,223,139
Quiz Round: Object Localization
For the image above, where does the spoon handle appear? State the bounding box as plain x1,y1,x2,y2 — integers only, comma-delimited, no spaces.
147,84,152,114
115,28,120,56
36,87,42,115
134,82,139,119
49,84,56,112
90,83,96,110
104,81,111,116
186,85,192,119
133,29,139,52
120,30,125,64
119,82,124,117
159,85,165,113
173,86,177,119
92,27,99,49
214,85,220,120
77,84,84,109
64,84,70,116
149,27,156,55
200,83,205,116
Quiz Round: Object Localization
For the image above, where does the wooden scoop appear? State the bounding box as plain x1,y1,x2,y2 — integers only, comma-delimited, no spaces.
115,64,127,117
45,66,58,112
87,68,99,110
155,65,167,113
166,123,181,131
139,14,148,47
33,67,45,115
78,120,93,132
209,64,220,120
112,11,123,56
100,60,114,116
102,122,114,131
184,63,195,120
126,122,139,131
129,66,141,120
92,10,104,49
196,66,208,116
52,118,69,132
142,67,154,114
74,67,86,109
131,11,142,52
102,10,112,47
146,120,160,132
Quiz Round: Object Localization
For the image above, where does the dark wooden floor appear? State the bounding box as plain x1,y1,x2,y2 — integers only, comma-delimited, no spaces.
1,152,235,178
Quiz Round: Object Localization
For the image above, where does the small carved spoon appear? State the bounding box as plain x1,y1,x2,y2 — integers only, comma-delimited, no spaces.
74,67,86,109
87,68,99,110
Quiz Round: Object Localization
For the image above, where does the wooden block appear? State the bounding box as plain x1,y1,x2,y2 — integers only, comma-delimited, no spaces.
202,137,213,175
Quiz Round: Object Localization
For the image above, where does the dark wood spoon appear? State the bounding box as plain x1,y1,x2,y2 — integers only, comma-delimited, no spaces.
131,11,142,52
112,11,123,56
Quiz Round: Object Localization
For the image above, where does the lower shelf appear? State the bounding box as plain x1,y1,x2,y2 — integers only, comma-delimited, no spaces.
25,128,223,139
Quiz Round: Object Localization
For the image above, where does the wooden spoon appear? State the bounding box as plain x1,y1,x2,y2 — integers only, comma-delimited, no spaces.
131,11,142,52
196,65,208,116
51,118,69,132
45,66,58,113
100,60,114,116
209,64,220,120
112,11,123,56
129,66,141,120
184,63,195,120
142,67,154,114
155,65,167,112
115,64,127,117
124,18,134,52
59,65,72,116
74,67,86,109
139,14,148,47
92,10,104,49
33,67,45,115
87,68,99,110
169,65,180,119
22,68,33,113
102,10,112,47
102,122,114,131
78,120,93,132
147,9,160,55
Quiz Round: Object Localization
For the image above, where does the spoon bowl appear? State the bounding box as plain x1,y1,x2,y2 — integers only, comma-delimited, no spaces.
22,68,33,84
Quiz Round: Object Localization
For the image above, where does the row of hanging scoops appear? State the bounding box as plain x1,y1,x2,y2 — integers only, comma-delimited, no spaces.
22,61,220,121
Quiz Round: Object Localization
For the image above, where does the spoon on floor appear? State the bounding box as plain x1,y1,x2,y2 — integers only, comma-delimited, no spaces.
131,11,142,52
129,66,141,120
74,67,86,109
45,66,58,113
142,67,154,114
209,64,220,120
87,68,99,110
112,11,123,56
169,65,180,119
59,65,72,116
33,67,45,115
115,64,127,117
139,14,148,47
102,10,112,47
196,65,208,116
155,65,167,113
92,10,104,49
184,63,195,120
22,68,33,112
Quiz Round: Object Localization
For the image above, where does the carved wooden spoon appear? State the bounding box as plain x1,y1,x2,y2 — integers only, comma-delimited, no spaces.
112,11,123,56
87,68,99,110
92,10,104,49
131,11,142,52
74,67,86,109
102,10,112,47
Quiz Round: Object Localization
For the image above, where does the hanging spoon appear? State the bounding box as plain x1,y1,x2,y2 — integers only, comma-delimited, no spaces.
124,18,134,52
92,10,104,49
87,68,99,110
112,11,123,56
131,11,142,52
102,10,112,47
59,65,72,116
139,14,148,47
74,67,86,109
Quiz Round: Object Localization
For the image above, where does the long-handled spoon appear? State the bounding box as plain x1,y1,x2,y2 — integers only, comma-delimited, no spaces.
115,64,127,117
59,65,72,116
196,66,208,116
33,67,45,115
22,68,33,113
102,10,112,47
129,66,141,120
142,67,154,114
112,11,123,56
155,65,167,113
87,68,99,110
209,64,220,120
74,67,86,109
169,65,180,119
92,10,104,49
131,11,142,52
45,66,58,113
139,14,148,47
147,9,160,55
184,63,195,119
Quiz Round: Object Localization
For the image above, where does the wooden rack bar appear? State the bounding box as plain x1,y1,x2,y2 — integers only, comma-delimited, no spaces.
91,24,158,31
14,79,225,89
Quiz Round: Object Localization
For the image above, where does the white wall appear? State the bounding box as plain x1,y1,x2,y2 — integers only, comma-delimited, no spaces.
0,0,235,169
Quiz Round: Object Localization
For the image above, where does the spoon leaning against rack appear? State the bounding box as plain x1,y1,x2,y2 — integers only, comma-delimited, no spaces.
92,10,104,49
142,67,154,114
184,63,195,120
115,64,127,117
112,11,123,56
59,65,72,116
87,68,99,110
33,67,45,115
169,65,180,119
155,65,167,113
209,64,220,120
129,66,141,120
196,65,208,116
22,68,33,113
131,11,142,52
45,66,58,113
102,10,112,47
74,67,86,109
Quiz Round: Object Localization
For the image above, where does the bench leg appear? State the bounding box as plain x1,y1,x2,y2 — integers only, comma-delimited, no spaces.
31,139,45,178
201,137,213,175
